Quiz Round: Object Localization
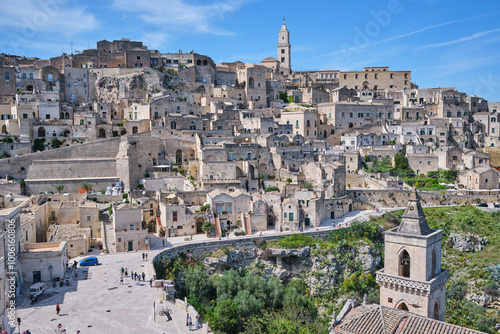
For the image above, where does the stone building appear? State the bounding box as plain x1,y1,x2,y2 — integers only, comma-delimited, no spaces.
338,67,411,92
376,190,448,321
20,241,68,284
112,203,150,252
279,105,318,140
458,167,500,190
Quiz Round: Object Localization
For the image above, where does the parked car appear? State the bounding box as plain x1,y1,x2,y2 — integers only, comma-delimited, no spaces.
29,282,45,299
494,203,500,208
477,203,488,208
79,256,99,266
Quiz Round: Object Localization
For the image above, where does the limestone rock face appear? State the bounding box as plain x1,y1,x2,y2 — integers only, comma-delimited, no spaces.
95,71,161,103
446,234,488,252
204,248,257,275
356,243,381,272
306,255,338,295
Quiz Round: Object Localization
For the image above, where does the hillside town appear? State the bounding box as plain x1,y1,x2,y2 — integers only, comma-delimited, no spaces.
0,20,498,334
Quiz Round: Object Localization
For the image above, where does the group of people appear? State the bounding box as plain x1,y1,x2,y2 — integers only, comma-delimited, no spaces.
142,253,148,261
186,313,201,331
120,267,146,285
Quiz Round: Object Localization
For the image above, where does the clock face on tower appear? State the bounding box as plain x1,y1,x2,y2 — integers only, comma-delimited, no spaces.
409,206,414,211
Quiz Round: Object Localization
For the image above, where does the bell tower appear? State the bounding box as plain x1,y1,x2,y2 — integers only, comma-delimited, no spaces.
376,190,449,321
277,18,291,74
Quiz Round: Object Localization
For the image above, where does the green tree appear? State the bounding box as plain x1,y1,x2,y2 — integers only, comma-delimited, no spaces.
210,299,240,334
394,152,409,170
81,182,92,192
55,185,64,193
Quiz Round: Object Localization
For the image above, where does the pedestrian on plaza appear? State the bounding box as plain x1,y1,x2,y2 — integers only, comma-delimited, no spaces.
74,268,78,278
145,253,148,261
226,231,229,240
149,278,153,287
188,315,193,331
125,268,128,276
142,272,145,281
120,275,124,285
56,304,60,315
195,314,200,329
259,230,263,236
130,270,134,279
142,253,145,261
162,239,165,247
186,313,189,327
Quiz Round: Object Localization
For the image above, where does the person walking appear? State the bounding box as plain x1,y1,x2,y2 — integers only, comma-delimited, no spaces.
121,267,124,275
141,272,145,282
188,315,193,331
186,313,189,327
56,304,60,315
195,314,200,329
130,271,134,279
125,268,128,276
145,253,148,261
149,278,153,287
142,253,145,261
120,275,124,285
162,239,165,247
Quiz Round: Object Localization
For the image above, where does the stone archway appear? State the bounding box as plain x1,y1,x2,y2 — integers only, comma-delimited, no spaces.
38,127,46,137
176,150,182,164
98,128,106,138
196,218,205,234
1,125,6,134
132,126,138,134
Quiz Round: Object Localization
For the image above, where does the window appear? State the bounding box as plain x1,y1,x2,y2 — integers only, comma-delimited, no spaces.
137,56,141,60
129,225,134,231
186,75,190,82
23,114,27,119
289,213,294,221
45,114,50,119
306,120,310,127
87,216,91,221
83,82,87,87
5,72,9,80
48,74,52,82
284,212,287,218
296,120,299,127
173,212,178,222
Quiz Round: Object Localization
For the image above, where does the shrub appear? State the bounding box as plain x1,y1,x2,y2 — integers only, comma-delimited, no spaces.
266,186,280,192
51,138,63,149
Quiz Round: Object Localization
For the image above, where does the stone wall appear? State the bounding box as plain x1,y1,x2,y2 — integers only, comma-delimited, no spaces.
348,189,500,207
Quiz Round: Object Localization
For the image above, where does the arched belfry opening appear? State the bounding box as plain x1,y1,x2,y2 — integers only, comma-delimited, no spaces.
398,302,409,311
431,249,437,279
433,302,440,320
399,250,410,278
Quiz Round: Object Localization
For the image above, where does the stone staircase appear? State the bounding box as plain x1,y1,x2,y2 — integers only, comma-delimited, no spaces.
100,210,116,253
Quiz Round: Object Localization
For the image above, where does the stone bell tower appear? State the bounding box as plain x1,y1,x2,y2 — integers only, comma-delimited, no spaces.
376,190,449,321
277,18,291,74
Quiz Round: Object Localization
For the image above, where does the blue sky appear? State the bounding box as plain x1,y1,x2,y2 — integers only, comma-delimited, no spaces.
1,0,500,101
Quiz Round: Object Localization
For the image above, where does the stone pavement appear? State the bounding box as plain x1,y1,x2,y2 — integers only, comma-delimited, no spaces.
16,251,197,334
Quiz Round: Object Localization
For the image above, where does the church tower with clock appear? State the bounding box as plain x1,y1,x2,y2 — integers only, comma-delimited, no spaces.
376,190,449,321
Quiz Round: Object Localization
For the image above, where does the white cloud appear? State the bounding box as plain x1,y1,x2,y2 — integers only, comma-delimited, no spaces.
0,0,98,36
418,28,500,49
112,0,254,35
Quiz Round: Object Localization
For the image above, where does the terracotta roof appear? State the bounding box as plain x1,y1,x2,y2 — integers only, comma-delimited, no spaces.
334,304,486,334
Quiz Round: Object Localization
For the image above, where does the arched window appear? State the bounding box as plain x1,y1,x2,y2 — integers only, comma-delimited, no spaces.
433,302,440,320
171,121,176,129
431,249,437,278
196,60,201,66
492,118,496,122
203,60,208,66
399,250,410,278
